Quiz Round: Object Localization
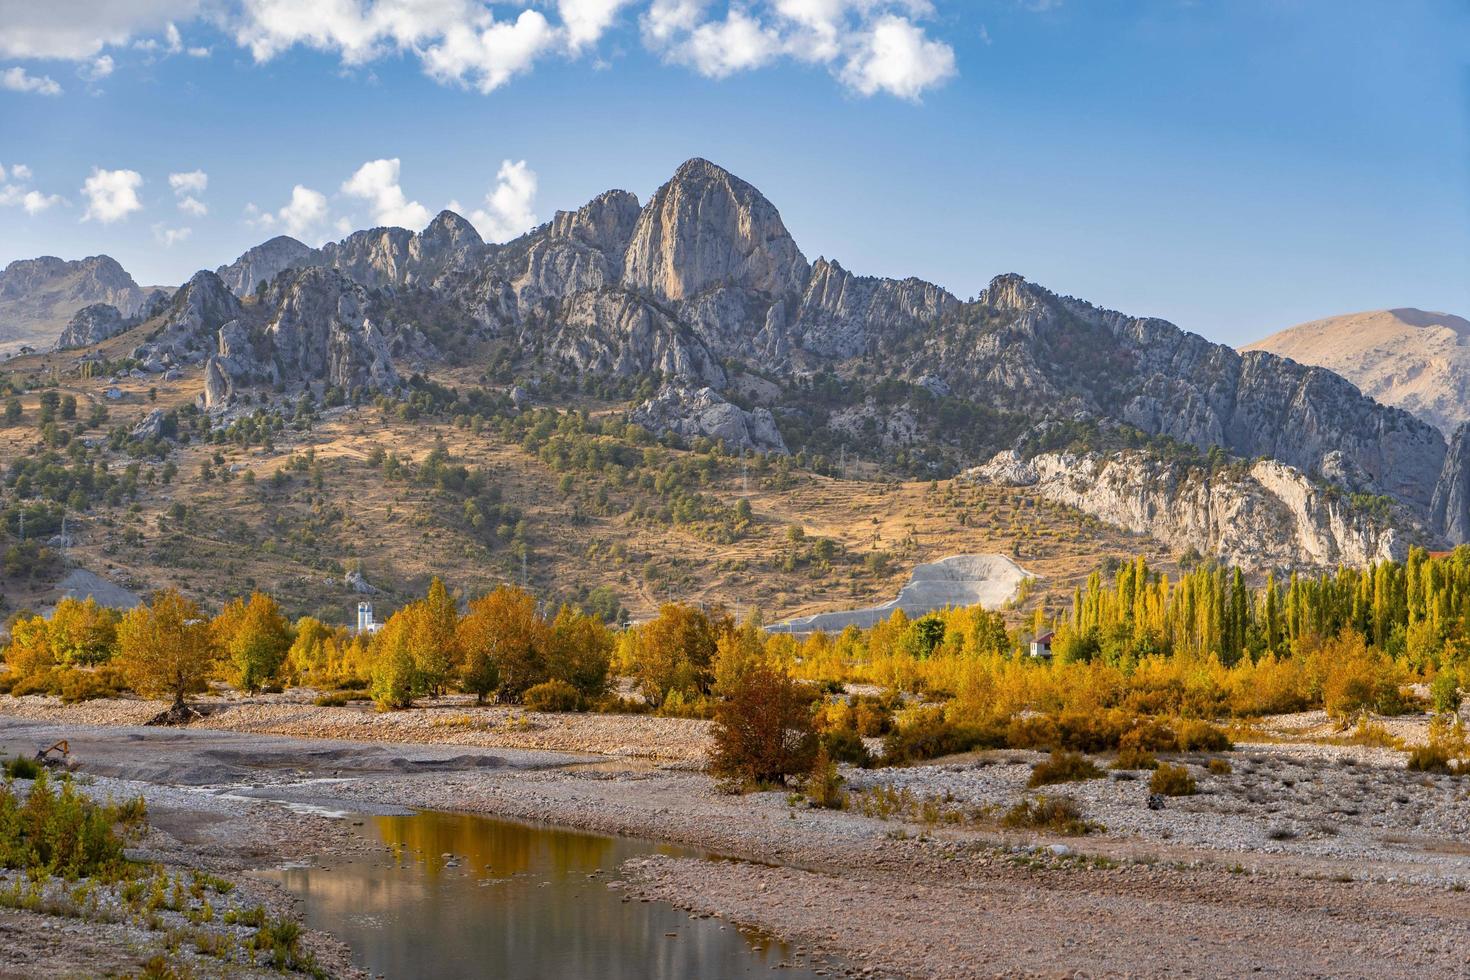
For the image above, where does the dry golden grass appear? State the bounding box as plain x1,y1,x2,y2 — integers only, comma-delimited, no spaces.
1,354,1173,626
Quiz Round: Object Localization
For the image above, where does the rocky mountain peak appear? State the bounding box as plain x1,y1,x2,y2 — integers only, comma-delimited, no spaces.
419,210,484,252
215,235,317,297
548,190,641,254
622,157,809,303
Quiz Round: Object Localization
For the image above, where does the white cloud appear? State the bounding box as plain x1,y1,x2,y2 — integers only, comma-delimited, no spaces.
645,1,956,98
0,1,957,101
839,13,954,100
1,66,63,95
673,9,780,77
81,55,115,81
168,169,208,215
559,0,634,52
641,0,706,45
420,11,560,94
467,159,539,242
341,158,431,229
0,1,200,59
81,167,144,223
247,184,331,243
21,190,64,214
152,223,192,246
168,169,207,194
0,163,64,214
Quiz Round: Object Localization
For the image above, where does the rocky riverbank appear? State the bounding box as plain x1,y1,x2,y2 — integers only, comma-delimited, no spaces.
0,701,1467,978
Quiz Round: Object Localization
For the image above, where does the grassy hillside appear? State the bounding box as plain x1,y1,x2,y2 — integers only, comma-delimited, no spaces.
0,348,1171,628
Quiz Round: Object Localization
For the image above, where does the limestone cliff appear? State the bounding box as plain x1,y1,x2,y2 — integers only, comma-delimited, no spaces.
970,450,1421,570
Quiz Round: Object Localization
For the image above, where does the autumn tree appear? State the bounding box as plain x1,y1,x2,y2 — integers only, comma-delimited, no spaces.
369,607,423,710
709,658,817,788
629,604,730,707
47,597,119,667
213,591,292,694
457,585,548,702
117,590,217,710
415,577,460,695
546,605,612,700
1,613,55,678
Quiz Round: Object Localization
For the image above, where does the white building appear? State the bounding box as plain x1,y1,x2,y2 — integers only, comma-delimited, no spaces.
356,601,383,635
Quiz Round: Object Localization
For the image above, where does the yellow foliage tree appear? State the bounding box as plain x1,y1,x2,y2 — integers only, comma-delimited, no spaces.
213,591,293,694
117,590,217,709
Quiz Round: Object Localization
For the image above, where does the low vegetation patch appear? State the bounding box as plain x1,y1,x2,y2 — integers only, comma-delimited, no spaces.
1027,750,1103,787
1002,795,1099,836
1149,763,1197,797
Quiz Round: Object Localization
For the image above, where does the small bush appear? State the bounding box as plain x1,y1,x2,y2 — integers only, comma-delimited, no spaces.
1206,758,1232,775
0,770,146,878
2,756,39,780
803,746,847,810
1001,795,1097,836
881,707,1000,765
1406,741,1452,774
592,693,652,714
58,667,127,704
1174,718,1232,752
1027,750,1103,788
1431,673,1462,715
821,728,872,767
314,692,350,707
523,679,583,713
1149,763,1196,796
1111,746,1157,770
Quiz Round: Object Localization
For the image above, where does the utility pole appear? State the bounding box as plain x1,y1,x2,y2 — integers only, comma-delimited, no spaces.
741,449,749,495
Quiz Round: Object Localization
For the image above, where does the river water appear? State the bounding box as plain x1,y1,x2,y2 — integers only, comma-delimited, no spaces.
268,809,836,980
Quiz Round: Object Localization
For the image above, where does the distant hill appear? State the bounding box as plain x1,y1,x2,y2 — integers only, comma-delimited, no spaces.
1244,308,1470,434
0,254,164,356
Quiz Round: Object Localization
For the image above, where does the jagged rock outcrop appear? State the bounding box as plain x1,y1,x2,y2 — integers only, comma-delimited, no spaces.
55,303,127,350
215,236,318,297
202,267,409,411
132,271,242,365
130,409,167,440
541,289,725,387
791,258,959,358
0,254,160,353
915,273,1449,513
630,384,787,454
513,191,640,308
623,158,809,304
971,450,1421,570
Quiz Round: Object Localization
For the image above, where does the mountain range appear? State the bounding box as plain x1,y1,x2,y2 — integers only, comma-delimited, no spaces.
5,158,1468,571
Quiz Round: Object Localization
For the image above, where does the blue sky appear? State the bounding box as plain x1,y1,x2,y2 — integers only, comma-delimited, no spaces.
0,0,1465,345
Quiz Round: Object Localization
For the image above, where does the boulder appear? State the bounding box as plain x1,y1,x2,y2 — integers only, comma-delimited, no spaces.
630,384,787,454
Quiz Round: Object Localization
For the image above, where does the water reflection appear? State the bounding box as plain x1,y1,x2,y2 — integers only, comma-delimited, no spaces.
271,809,831,980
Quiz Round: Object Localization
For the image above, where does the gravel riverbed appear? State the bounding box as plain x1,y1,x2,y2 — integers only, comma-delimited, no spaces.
1,698,1467,978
